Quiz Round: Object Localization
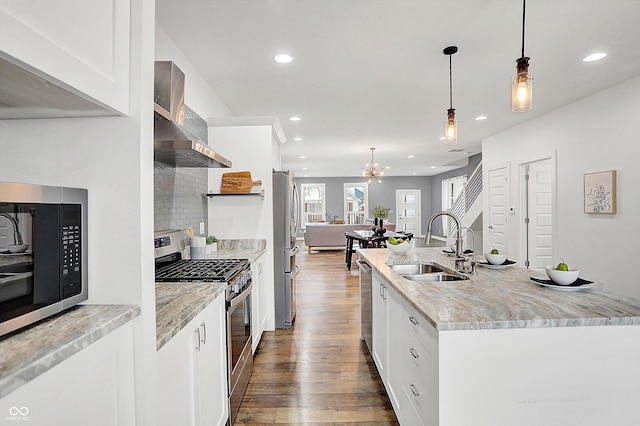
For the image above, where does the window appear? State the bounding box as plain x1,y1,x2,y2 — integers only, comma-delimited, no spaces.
343,183,368,224
441,175,467,234
301,183,326,225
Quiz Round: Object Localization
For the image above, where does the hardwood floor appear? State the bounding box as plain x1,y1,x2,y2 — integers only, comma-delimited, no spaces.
235,246,399,425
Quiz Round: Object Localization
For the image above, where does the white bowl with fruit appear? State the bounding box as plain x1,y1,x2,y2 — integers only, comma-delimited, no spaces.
387,236,412,254
545,259,579,285
484,249,507,265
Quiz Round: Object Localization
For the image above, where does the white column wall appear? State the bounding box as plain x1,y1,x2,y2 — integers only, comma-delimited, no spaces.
0,0,157,423
483,76,640,299
207,123,281,331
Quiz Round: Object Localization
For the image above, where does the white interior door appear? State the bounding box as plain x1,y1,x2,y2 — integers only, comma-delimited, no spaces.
525,160,554,270
395,190,421,235
487,166,509,254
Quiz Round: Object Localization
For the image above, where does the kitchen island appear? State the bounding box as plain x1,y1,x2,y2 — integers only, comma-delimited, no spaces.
358,247,640,426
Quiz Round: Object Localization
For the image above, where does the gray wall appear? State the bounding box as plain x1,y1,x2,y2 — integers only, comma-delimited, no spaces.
429,153,482,236
154,162,209,234
295,153,482,238
295,175,432,235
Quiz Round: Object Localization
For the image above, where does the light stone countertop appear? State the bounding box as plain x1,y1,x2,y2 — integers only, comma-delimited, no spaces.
0,304,140,398
155,282,227,350
155,242,266,350
359,247,640,331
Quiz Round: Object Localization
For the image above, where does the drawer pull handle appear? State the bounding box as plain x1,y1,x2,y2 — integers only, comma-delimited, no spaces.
408,316,418,325
409,347,419,359
410,384,420,397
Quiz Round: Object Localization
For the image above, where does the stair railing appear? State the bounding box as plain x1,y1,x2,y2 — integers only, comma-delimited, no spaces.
448,161,483,235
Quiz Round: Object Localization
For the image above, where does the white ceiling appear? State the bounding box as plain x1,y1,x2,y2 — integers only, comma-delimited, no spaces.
155,0,640,178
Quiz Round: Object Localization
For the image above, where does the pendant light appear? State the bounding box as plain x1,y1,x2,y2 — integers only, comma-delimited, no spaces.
362,147,384,184
443,46,458,145
512,0,533,112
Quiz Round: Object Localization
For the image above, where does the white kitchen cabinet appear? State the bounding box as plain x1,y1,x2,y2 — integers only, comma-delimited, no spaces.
371,271,388,381
399,296,439,426
157,293,228,426
386,286,406,415
384,285,438,426
0,0,130,117
0,322,136,426
251,254,267,353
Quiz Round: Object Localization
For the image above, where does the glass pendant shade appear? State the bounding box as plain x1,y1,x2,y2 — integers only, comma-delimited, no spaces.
512,57,532,112
444,108,457,145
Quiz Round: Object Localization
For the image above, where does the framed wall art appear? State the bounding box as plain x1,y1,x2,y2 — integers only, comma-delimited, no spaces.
584,170,617,214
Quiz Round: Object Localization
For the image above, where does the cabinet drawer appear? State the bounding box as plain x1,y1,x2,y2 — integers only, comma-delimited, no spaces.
402,298,438,356
402,333,438,424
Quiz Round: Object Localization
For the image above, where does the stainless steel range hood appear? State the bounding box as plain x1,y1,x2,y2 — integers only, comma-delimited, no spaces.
154,61,231,168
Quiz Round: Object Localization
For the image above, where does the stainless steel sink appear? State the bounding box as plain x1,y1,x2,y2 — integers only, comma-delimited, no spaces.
402,272,468,282
390,263,444,274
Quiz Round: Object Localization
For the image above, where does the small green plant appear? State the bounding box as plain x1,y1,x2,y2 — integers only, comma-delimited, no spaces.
325,213,339,224
371,205,390,219
206,235,217,245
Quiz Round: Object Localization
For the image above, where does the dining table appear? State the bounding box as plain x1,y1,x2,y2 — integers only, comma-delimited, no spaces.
344,229,413,269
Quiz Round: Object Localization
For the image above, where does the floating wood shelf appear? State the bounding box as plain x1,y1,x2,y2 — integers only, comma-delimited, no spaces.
207,189,265,200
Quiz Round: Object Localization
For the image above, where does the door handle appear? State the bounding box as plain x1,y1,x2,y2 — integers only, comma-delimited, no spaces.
488,225,493,229
194,328,201,352
200,321,207,345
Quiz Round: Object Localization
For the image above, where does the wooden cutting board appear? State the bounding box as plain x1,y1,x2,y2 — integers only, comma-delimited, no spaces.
220,171,262,194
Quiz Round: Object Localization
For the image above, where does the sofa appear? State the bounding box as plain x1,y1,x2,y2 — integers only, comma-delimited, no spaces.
303,222,395,252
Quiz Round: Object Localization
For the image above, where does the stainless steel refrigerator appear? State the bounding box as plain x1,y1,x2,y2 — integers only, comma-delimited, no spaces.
273,170,301,329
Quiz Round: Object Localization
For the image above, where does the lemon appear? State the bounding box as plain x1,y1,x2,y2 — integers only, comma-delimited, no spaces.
389,237,399,245
490,248,499,254
556,258,569,271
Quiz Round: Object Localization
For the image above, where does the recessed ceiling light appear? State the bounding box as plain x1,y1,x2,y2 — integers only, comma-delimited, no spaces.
412,172,417,175
583,52,607,63
302,167,308,170
430,166,437,169
299,155,306,159
289,116,301,121
475,115,488,121
408,155,415,158
293,137,303,141
274,54,293,64
439,137,445,140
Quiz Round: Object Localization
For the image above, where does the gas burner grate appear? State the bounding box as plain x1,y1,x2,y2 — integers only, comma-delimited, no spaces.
155,258,248,282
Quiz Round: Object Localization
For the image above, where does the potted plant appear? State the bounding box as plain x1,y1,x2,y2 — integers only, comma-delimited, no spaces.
325,213,339,224
371,205,390,220
206,235,218,254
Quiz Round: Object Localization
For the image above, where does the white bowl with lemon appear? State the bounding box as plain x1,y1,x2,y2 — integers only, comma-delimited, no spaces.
485,249,507,265
387,237,412,254
545,259,579,285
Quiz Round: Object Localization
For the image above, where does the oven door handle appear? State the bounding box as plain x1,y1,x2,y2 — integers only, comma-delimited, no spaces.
228,283,253,311
288,245,300,257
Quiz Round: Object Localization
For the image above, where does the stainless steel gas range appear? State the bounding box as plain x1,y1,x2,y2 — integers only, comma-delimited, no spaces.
154,230,252,425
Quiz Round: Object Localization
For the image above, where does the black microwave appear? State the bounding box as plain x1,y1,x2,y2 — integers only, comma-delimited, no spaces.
0,182,88,337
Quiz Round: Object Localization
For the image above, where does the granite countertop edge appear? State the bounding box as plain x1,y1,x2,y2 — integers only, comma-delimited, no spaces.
155,282,226,350
0,304,140,399
358,247,640,332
